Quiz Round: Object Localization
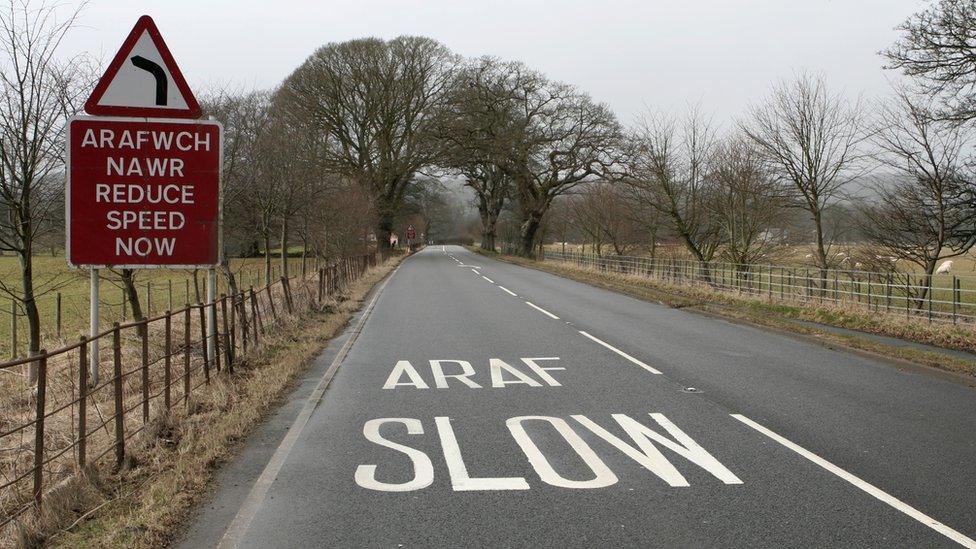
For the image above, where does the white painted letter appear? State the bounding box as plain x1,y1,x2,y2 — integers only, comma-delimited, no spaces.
490,358,541,388
430,360,481,389
574,413,742,486
355,418,434,492
507,416,617,488
435,417,528,491
382,360,429,389
521,357,564,386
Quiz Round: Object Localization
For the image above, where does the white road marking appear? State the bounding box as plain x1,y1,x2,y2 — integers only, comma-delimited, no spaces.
471,268,479,274
731,414,976,549
525,301,559,319
499,286,517,297
218,265,400,548
578,331,661,374
482,276,495,283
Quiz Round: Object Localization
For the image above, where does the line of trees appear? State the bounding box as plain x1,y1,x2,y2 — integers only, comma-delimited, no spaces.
2,0,976,362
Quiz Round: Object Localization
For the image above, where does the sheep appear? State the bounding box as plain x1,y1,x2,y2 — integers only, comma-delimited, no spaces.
804,253,813,259
935,260,953,275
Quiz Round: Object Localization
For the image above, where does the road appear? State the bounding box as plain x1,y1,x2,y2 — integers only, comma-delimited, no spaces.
178,245,976,548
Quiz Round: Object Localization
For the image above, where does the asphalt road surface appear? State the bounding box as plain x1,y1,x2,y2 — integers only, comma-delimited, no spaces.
178,245,976,549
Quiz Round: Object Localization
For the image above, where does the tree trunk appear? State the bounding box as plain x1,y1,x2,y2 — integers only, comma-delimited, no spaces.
263,229,272,286
18,249,40,384
280,218,290,278
811,208,829,291
519,216,542,257
121,269,146,338
192,269,201,302
377,212,394,251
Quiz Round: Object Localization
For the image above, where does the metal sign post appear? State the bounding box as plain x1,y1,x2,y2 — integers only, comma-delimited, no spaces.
207,268,216,361
89,268,99,384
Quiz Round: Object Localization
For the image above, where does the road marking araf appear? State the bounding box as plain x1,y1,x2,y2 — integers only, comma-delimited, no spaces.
525,301,559,319
731,414,976,549
499,286,517,297
578,331,661,374
482,276,495,283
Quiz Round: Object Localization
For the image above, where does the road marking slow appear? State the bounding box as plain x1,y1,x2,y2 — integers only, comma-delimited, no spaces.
482,276,495,283
730,414,976,549
525,301,559,319
499,286,517,297
578,331,661,374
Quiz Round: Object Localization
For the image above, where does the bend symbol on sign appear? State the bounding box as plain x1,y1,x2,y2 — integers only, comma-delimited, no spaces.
130,55,167,106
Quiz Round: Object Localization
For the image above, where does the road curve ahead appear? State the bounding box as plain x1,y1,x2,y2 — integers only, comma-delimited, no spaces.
182,245,976,549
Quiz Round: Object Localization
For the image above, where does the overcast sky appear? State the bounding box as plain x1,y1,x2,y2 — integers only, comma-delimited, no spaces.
61,0,924,126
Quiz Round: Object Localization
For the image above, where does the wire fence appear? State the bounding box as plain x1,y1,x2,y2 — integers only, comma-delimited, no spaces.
0,250,388,542
0,259,316,361
538,250,976,326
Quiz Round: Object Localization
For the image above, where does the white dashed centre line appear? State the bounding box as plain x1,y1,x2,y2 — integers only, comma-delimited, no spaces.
731,414,976,548
482,276,495,283
525,301,559,320
578,330,661,374
499,286,517,297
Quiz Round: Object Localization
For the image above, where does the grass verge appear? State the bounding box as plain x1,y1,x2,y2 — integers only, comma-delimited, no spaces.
474,249,976,380
29,256,402,548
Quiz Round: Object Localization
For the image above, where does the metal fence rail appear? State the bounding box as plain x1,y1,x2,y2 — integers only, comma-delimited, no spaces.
0,251,387,541
540,250,976,326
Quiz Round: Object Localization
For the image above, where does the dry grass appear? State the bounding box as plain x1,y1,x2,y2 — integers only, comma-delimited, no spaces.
487,251,976,378
4,255,401,548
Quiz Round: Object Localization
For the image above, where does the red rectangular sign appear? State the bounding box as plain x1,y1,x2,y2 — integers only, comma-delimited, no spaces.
67,116,222,267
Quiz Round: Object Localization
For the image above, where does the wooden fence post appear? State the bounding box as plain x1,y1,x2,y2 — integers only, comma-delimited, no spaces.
183,308,191,408
237,293,249,354
265,284,278,321
211,300,221,372
164,311,172,410
56,293,62,340
78,337,88,468
113,324,125,469
198,304,210,383
250,287,263,340
229,293,238,359
281,277,293,314
141,319,149,423
220,295,233,373
32,352,47,511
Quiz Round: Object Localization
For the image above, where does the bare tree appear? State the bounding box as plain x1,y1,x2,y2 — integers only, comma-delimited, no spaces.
502,75,622,256
439,57,522,251
858,88,975,304
709,136,786,267
276,36,459,249
0,0,88,379
202,89,274,295
883,0,976,123
567,182,642,255
625,107,723,267
741,73,867,280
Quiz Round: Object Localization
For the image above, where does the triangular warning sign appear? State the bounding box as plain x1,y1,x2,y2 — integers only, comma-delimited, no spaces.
84,15,201,119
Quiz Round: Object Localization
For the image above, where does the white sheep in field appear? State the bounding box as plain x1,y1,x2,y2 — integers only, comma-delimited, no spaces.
804,253,813,259
935,260,953,275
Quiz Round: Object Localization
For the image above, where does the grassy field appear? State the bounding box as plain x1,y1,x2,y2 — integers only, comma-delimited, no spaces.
0,254,319,359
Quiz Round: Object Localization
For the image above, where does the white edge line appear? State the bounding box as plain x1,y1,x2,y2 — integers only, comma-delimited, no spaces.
217,266,399,549
525,301,560,320
499,286,517,297
482,276,495,283
731,414,976,549
578,330,661,374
